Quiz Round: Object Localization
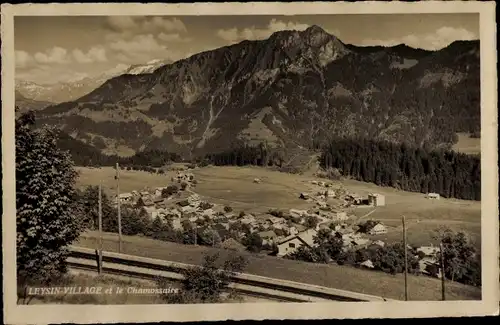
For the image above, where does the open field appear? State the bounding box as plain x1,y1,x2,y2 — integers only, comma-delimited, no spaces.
75,165,482,248
452,132,481,155
76,231,481,301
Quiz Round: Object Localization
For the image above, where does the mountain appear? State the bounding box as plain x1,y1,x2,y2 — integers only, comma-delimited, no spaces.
15,90,52,113
15,59,172,103
124,59,173,75
35,25,480,159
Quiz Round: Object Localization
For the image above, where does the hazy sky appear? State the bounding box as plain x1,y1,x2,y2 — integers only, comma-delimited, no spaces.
15,14,479,85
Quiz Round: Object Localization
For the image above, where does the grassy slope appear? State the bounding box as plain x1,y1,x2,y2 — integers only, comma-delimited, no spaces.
452,132,481,155
75,166,481,247
76,231,481,301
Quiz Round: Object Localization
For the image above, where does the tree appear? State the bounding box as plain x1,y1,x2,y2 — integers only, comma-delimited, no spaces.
157,252,248,303
313,228,343,261
285,245,323,263
76,185,117,232
436,229,479,285
304,215,319,229
242,232,263,253
121,207,151,236
16,111,84,286
358,219,379,233
371,242,419,275
161,185,178,198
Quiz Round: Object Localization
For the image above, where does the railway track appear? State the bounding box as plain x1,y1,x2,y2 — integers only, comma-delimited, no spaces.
67,246,395,303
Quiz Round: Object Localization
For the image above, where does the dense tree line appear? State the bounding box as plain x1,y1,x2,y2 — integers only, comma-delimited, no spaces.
203,142,285,168
56,130,181,168
320,137,480,201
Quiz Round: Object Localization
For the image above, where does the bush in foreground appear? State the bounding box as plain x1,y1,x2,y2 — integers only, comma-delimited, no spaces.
156,252,248,303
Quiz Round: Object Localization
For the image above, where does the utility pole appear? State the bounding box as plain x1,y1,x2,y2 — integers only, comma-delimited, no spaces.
402,215,408,301
98,182,103,274
116,162,122,253
440,242,446,301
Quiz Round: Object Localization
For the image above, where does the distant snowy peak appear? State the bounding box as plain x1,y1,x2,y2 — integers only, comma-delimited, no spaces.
125,59,172,75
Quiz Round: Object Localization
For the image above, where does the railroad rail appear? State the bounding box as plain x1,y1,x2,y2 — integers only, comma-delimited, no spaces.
67,246,395,303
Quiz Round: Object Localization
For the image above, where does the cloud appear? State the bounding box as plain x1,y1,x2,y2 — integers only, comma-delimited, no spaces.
360,26,478,50
108,34,184,64
158,32,191,43
109,34,166,54
106,16,139,31
33,46,71,64
72,46,108,64
15,50,33,68
142,17,187,33
16,65,89,85
216,18,313,43
105,16,187,34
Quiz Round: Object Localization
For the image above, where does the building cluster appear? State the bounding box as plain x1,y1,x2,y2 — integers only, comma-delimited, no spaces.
112,174,444,279
299,180,386,209
275,220,388,258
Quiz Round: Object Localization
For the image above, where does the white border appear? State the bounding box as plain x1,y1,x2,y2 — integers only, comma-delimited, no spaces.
2,2,498,323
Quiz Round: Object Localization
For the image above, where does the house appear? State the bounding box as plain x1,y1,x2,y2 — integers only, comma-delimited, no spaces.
427,192,440,200
155,187,166,197
368,223,388,235
289,226,299,236
153,196,164,204
417,246,440,257
172,219,183,230
325,190,336,198
118,193,134,204
219,222,230,230
143,206,157,218
276,229,318,257
419,257,442,278
333,212,348,221
181,206,197,214
371,240,386,248
352,237,371,248
359,260,375,269
289,209,308,218
258,230,278,245
368,193,386,207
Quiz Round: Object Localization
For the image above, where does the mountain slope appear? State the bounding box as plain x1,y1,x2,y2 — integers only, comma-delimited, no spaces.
15,90,52,113
35,25,480,158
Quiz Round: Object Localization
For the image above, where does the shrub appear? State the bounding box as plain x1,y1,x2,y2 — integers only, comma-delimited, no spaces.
180,182,189,191
200,202,213,210
156,252,248,304
224,206,233,213
162,185,179,197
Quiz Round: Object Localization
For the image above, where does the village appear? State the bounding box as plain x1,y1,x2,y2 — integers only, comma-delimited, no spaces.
113,170,444,279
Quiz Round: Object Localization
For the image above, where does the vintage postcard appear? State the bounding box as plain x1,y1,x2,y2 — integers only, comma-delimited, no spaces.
2,1,498,323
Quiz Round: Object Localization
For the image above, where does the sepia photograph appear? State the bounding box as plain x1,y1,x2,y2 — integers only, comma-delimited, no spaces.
2,1,498,323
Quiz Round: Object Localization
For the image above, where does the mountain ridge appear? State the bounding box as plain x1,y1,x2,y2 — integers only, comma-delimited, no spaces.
32,25,480,159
